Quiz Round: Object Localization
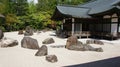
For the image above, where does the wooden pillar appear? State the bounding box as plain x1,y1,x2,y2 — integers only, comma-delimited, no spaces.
117,14,120,38
72,18,75,35
61,19,65,30
80,23,82,38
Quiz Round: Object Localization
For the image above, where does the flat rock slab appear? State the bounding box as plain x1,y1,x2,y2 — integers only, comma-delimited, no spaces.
0,37,18,47
67,43,103,52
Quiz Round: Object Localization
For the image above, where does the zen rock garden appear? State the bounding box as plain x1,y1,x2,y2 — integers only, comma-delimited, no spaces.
0,26,105,63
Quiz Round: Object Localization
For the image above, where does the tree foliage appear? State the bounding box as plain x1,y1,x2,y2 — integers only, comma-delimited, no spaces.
0,0,91,31
0,0,9,14
28,1,37,14
6,14,18,25
37,0,57,11
9,0,29,16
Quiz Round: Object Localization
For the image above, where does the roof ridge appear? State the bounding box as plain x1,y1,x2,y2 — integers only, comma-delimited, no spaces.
58,4,76,7
78,0,97,7
57,5,91,9
111,0,120,6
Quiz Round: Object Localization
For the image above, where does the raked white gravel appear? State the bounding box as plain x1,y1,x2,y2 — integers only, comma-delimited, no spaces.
0,31,120,67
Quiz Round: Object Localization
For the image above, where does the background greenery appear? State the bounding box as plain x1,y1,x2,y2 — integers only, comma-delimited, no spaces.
0,0,90,32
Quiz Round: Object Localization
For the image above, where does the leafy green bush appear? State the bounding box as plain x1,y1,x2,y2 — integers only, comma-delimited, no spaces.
0,26,5,32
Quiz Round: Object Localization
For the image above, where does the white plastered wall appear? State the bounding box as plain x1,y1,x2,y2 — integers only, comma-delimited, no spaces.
111,24,118,36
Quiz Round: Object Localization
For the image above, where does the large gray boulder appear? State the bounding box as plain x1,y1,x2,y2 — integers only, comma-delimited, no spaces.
67,41,86,51
67,35,78,45
35,45,48,56
42,38,55,44
66,36,82,48
0,29,4,39
0,38,18,47
21,37,39,49
46,55,58,63
24,26,33,36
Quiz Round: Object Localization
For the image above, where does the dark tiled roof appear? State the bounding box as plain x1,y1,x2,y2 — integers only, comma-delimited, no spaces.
56,5,91,18
79,0,120,15
52,0,120,20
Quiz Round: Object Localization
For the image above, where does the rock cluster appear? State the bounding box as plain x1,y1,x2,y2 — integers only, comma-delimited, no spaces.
34,45,58,63
66,36,103,52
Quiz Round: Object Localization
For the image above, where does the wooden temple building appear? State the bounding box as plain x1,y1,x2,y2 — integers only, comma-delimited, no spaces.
52,0,120,39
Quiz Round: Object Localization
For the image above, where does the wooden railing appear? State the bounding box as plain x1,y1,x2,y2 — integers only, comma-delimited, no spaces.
74,31,91,38
91,32,117,37
56,30,119,39
67,31,118,39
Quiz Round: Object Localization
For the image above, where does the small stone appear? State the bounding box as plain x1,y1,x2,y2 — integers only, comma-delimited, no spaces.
18,30,24,35
35,45,48,56
46,55,58,63
24,26,33,36
42,38,55,44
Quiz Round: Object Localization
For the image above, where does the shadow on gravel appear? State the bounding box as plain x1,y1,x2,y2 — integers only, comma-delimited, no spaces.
64,57,120,67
